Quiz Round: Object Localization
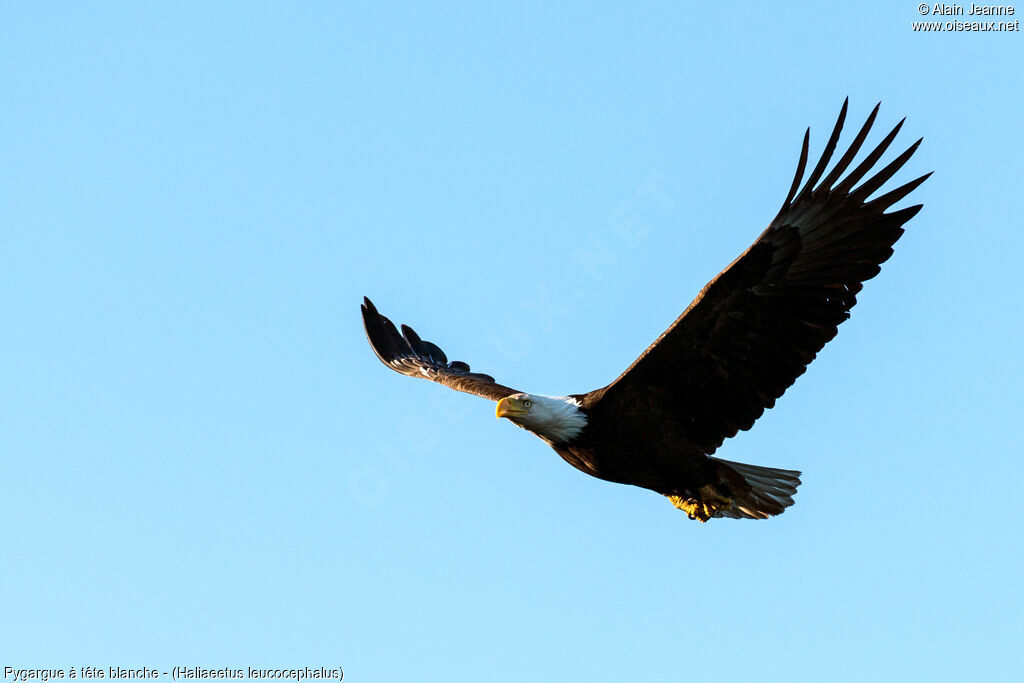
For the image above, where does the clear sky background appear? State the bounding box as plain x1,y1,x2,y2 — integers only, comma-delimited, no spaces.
3,2,1022,681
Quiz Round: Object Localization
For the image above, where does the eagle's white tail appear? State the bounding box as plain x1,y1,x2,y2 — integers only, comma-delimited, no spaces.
712,457,802,520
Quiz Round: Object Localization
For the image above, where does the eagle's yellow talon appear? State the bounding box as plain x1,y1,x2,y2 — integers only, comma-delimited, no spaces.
668,486,732,522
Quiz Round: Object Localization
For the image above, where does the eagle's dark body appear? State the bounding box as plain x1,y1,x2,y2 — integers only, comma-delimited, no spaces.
361,100,928,522
552,391,724,497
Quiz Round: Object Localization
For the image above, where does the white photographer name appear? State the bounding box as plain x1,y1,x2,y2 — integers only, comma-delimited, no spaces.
931,3,1016,14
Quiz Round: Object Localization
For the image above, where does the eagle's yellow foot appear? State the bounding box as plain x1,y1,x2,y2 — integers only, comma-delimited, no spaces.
668,485,732,522
668,495,710,521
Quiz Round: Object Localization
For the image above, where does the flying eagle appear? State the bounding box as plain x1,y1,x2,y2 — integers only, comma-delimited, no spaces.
361,100,929,522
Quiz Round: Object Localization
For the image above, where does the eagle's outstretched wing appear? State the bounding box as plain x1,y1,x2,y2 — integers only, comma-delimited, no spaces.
361,297,522,402
592,99,930,455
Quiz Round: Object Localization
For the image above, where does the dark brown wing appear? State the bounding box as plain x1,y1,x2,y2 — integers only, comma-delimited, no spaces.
361,297,521,402
590,99,930,454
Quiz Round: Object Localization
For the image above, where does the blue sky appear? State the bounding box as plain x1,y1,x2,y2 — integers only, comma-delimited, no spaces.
3,2,1022,681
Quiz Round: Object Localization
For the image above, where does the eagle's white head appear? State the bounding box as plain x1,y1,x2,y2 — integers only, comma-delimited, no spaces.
495,393,587,444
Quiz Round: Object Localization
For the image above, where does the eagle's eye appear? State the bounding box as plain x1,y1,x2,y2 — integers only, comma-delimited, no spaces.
524,400,532,407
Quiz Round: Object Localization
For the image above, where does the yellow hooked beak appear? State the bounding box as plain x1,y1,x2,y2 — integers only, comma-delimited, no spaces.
496,396,530,419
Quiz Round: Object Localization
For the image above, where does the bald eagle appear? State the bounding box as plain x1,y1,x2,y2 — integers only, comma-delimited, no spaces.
361,100,929,522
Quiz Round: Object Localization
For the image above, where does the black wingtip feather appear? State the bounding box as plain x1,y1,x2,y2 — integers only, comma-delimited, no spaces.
400,323,420,345
401,324,430,358
362,297,405,366
423,341,448,365
818,102,881,191
888,203,925,222
779,128,811,216
797,98,848,200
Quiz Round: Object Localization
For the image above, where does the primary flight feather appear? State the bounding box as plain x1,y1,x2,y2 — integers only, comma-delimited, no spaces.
361,100,929,522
